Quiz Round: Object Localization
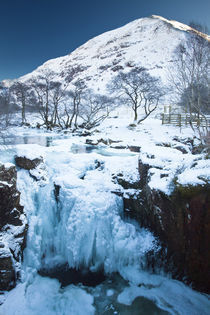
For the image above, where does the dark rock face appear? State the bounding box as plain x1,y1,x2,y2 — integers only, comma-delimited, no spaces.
15,156,43,170
0,163,27,291
0,255,16,291
124,159,210,293
0,164,23,228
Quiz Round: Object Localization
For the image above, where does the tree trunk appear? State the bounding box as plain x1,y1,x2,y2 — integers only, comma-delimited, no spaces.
134,105,138,121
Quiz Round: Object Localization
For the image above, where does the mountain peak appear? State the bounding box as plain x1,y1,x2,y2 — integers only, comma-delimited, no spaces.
151,15,210,40
4,15,209,90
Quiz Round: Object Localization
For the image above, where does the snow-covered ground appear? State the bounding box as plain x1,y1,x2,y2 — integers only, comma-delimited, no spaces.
0,109,210,314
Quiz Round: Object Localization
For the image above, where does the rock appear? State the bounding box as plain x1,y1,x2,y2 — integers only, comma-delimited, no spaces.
85,138,122,146
173,145,188,154
128,123,137,129
85,139,98,145
125,158,210,293
94,160,104,170
114,173,140,190
0,163,22,228
0,162,27,291
113,173,142,223
29,162,48,185
15,154,48,185
80,130,92,137
54,184,61,203
15,155,43,170
0,254,15,291
128,145,141,152
138,160,151,189
110,145,127,150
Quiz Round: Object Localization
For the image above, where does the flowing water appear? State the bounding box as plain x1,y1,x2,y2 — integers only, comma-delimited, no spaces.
0,133,209,314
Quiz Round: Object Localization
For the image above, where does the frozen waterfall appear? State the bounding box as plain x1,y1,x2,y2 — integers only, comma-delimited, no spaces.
18,151,157,279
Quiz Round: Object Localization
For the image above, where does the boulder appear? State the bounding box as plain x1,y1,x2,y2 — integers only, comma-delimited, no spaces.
15,155,43,170
128,145,141,152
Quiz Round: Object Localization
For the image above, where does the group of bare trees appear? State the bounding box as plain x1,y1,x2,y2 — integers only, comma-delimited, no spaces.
0,21,208,136
0,66,163,130
29,72,113,130
0,71,113,130
0,83,18,128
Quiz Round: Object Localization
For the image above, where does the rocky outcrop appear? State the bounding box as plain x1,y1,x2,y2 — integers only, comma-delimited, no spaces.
15,155,43,170
15,154,48,186
0,163,27,291
124,159,210,293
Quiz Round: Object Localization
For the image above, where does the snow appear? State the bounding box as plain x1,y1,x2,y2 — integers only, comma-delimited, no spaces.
106,289,114,297
15,143,45,161
0,214,27,274
0,276,95,315
1,112,210,313
0,180,13,187
1,162,14,169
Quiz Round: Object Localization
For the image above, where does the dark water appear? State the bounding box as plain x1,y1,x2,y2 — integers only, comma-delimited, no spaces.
38,264,106,287
88,274,170,315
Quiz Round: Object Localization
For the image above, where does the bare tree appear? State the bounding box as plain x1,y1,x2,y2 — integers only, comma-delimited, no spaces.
29,72,54,129
179,83,210,115
49,81,66,127
108,67,163,123
79,90,112,129
10,81,31,125
168,28,210,136
62,80,86,129
0,85,16,128
29,71,68,129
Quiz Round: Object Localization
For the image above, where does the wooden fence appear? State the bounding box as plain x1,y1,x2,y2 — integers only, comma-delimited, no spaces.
161,113,210,128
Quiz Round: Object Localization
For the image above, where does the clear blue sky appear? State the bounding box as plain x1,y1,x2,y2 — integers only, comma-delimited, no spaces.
0,0,209,80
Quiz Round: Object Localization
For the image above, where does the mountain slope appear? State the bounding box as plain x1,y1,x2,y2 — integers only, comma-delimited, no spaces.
14,15,209,92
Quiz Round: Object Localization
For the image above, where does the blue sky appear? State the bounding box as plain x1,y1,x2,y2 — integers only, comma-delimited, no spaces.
0,0,209,80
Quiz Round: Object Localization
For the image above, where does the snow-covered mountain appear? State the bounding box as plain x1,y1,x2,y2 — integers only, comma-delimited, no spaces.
10,15,207,93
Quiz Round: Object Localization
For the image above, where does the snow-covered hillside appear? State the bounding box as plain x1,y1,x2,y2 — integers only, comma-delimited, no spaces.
11,15,208,93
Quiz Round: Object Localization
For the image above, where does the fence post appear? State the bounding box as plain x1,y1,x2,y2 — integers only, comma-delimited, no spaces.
178,114,181,127
168,106,171,123
185,113,188,125
161,113,164,125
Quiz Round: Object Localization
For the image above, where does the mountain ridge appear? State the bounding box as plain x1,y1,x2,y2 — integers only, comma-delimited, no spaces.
2,15,209,92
